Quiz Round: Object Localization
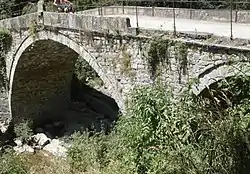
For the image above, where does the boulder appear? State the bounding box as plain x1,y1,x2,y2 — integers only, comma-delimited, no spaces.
14,139,23,147
14,144,34,154
43,139,67,157
31,133,51,148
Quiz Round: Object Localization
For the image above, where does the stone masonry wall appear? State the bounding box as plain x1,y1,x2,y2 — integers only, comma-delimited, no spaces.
52,29,250,102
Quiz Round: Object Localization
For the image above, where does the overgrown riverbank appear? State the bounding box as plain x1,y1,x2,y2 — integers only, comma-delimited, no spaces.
1,74,250,174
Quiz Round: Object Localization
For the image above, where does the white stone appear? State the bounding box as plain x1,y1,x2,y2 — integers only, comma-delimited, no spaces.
14,145,34,154
0,122,8,133
23,144,35,153
43,139,67,157
13,146,25,154
14,139,23,147
32,133,51,147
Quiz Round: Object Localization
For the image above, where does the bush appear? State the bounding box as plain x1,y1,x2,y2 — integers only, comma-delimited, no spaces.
0,149,28,174
67,131,109,173
68,80,250,174
21,3,37,15
14,119,33,142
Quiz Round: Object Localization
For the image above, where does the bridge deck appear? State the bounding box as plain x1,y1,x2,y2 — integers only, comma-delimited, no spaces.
105,15,250,40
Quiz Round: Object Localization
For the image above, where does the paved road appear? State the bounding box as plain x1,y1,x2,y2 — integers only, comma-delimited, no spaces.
106,15,250,39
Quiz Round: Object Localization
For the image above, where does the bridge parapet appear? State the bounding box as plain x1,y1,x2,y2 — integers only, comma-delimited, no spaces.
0,13,38,31
0,12,131,34
43,12,131,34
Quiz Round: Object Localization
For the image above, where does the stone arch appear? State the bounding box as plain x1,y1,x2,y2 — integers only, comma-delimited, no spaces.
192,61,250,96
9,30,124,123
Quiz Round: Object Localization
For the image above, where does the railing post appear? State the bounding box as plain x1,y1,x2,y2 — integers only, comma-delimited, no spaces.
100,0,103,16
136,1,139,34
190,0,192,19
172,0,176,37
152,0,155,16
230,0,233,40
122,0,125,14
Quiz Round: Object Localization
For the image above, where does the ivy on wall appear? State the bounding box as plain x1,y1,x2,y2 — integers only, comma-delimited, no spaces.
147,37,172,78
0,29,12,91
147,37,188,81
28,21,38,40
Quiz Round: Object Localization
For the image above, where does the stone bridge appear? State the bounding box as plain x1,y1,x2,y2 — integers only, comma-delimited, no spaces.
0,9,250,132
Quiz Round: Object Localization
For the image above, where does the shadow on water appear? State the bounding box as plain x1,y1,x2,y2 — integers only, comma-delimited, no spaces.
32,74,120,139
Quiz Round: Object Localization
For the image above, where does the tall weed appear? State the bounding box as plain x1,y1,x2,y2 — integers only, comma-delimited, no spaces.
68,80,250,174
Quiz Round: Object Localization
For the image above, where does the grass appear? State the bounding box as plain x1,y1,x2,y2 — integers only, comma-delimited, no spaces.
16,151,71,174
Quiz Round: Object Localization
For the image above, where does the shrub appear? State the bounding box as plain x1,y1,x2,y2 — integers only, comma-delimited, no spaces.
14,119,33,142
67,131,108,173
22,3,37,15
0,149,28,174
68,79,250,174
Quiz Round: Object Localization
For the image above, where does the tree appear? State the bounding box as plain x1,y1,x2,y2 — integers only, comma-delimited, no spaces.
0,0,15,20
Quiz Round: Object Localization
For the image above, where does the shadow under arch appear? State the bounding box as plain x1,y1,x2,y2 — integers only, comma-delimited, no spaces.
8,30,123,128
192,62,250,96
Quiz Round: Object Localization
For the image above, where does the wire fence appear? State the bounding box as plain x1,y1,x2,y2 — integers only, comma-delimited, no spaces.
2,0,250,39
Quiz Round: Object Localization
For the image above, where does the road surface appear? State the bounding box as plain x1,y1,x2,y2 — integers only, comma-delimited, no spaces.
106,15,250,39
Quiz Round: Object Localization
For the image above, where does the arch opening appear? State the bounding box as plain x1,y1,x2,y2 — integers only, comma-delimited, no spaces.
10,38,119,138
198,75,250,111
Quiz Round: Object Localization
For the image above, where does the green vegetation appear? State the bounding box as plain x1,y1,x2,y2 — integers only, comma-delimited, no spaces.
0,29,12,89
2,74,250,174
0,149,28,174
0,150,72,174
147,37,172,77
67,73,250,174
28,21,38,40
14,119,33,143
74,56,103,88
0,0,15,20
68,132,109,173
120,45,136,79
21,2,37,15
0,29,12,52
147,37,188,79
73,0,117,11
